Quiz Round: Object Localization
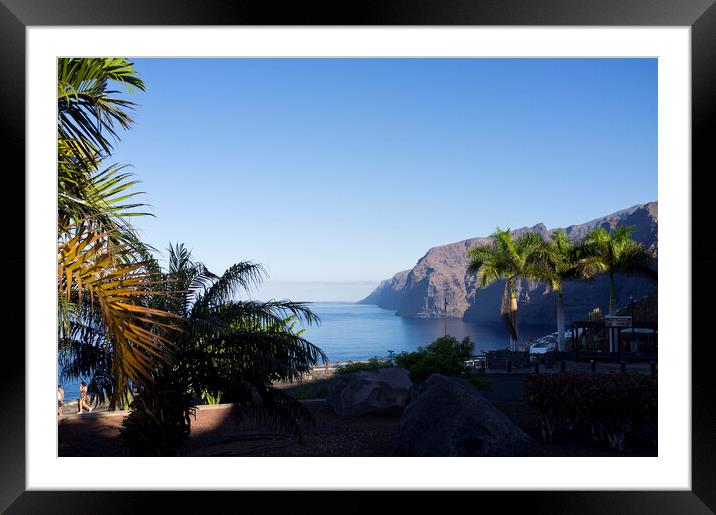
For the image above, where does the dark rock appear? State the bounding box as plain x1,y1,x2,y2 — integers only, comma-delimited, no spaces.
326,367,412,417
393,374,530,456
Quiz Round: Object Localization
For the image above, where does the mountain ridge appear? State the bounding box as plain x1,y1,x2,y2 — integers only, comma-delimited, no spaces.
359,201,658,326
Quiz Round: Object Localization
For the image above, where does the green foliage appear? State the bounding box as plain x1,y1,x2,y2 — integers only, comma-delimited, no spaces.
201,390,222,405
575,225,657,314
289,383,328,401
466,368,492,391
119,243,326,453
334,357,394,375
394,336,475,384
58,57,150,237
57,57,180,408
119,373,196,456
136,244,324,439
524,372,657,450
467,228,547,343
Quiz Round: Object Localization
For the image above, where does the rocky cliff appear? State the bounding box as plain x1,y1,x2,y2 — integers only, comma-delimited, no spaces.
360,202,658,326
358,269,410,309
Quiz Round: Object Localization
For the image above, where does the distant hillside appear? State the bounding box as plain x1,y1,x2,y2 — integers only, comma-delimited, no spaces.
358,270,410,308
359,202,658,326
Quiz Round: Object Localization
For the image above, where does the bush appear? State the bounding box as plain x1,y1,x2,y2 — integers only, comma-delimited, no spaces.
119,376,196,456
523,372,657,450
466,368,492,391
332,340,491,390
395,336,476,384
334,356,394,375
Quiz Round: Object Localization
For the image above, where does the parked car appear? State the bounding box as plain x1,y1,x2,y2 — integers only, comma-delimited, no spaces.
529,335,558,356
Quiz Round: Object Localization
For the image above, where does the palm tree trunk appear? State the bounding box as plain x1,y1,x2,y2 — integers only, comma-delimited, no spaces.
557,290,565,352
609,271,616,315
510,287,518,351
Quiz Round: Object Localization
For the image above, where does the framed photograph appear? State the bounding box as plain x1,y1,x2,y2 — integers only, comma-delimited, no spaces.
3,0,714,512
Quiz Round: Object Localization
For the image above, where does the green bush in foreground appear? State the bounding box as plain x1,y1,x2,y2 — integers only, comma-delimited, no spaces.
395,336,485,386
334,337,490,390
334,354,396,375
119,373,196,457
524,372,657,450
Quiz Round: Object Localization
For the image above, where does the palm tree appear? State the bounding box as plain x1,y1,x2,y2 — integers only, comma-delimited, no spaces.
58,57,148,239
119,243,327,454
467,228,545,351
58,230,180,407
535,229,579,352
575,225,657,353
575,225,657,316
57,58,177,407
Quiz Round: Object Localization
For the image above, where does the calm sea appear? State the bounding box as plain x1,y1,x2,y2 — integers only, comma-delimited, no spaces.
58,302,553,400
300,303,553,362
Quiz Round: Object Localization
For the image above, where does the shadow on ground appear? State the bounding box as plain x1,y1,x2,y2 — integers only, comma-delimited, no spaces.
58,373,656,457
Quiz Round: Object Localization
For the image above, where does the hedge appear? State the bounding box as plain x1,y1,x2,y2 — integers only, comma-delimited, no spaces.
523,372,657,451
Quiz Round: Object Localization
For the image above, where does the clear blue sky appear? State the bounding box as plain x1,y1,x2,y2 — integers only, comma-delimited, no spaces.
110,58,657,301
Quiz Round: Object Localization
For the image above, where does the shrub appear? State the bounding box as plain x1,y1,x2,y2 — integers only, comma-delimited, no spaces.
334,357,394,375
395,336,475,384
523,372,657,450
466,368,492,391
119,375,196,456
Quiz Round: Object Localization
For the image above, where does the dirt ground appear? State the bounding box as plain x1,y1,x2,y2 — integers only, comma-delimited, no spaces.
57,372,656,457
58,400,400,457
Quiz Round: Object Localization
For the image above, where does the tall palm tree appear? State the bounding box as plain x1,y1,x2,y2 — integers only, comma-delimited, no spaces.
467,228,545,351
535,229,579,352
57,58,177,406
120,243,327,454
575,225,657,315
58,57,148,239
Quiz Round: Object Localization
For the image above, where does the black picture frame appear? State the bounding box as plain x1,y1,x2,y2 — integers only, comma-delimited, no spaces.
2,1,713,513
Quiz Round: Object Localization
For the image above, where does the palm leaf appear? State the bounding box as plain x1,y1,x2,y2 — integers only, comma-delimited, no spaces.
58,228,181,407
58,58,145,159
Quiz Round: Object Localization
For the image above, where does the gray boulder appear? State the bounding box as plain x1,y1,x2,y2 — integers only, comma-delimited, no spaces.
327,367,412,417
393,374,531,456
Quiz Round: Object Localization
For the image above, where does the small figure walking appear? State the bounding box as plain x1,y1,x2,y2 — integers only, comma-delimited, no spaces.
57,384,64,416
77,381,92,414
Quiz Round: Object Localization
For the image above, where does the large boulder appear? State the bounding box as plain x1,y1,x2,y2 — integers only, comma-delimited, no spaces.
393,374,531,456
327,367,413,417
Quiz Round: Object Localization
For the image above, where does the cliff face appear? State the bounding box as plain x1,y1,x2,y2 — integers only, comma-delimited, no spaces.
357,270,410,309
360,202,658,326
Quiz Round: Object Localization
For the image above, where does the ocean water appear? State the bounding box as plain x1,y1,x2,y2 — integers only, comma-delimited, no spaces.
300,303,553,363
58,302,554,400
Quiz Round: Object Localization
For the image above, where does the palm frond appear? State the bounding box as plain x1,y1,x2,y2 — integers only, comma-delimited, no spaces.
58,57,145,159
58,228,181,407
192,299,321,333
575,255,609,279
196,261,268,308
615,243,657,280
58,158,152,235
